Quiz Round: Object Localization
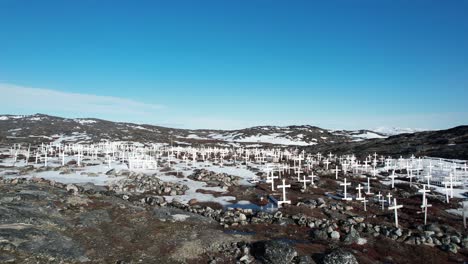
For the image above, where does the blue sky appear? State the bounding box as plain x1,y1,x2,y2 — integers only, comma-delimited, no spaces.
1,0,467,130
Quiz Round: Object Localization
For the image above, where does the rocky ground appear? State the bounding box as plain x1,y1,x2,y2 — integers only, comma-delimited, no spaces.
1,168,467,264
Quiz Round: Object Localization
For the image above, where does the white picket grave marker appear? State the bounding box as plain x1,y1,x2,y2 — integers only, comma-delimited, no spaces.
340,178,352,201
365,177,374,195
355,184,364,201
44,151,48,167
277,179,291,207
300,175,311,190
388,198,403,228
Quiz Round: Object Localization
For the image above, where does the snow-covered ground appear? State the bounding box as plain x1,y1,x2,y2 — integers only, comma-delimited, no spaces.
209,133,317,146
373,127,425,136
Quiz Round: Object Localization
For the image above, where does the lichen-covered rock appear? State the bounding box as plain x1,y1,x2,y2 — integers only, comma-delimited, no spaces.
322,249,358,264
251,240,297,264
188,169,242,187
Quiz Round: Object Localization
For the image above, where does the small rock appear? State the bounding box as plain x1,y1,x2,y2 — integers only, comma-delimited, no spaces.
188,199,198,205
330,231,340,240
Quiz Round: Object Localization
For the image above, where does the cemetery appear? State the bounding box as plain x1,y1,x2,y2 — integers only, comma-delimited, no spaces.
1,1,467,263
0,137,467,263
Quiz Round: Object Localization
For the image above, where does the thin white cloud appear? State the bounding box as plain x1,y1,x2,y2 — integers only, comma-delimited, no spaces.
0,83,164,118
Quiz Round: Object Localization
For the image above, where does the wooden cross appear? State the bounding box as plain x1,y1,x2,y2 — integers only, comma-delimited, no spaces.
300,175,311,190
277,179,291,207
388,198,403,228
323,159,331,170
366,177,374,195
389,170,397,189
355,184,364,200
340,178,352,201
362,197,368,211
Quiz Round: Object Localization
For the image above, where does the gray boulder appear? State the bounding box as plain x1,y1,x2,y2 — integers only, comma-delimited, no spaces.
322,248,358,264
252,240,297,264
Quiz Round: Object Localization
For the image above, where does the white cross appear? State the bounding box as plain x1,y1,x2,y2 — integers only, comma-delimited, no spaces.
295,166,303,181
377,192,385,210
407,169,414,186
421,197,432,225
334,166,341,180
389,170,397,189
386,193,393,205
363,177,372,195
460,201,468,228
323,159,330,170
316,152,322,160
362,197,368,211
300,175,311,190
447,173,455,198
308,172,316,186
428,161,434,174
61,150,65,166
388,198,403,228
355,184,364,201
363,160,370,172
266,172,279,191
442,179,451,202
418,184,430,212
107,154,112,168
277,179,291,207
340,178,352,201
424,172,432,189
77,151,83,166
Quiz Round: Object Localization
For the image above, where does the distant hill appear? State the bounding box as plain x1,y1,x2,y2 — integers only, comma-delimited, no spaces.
305,126,468,160
0,113,388,146
1,113,466,159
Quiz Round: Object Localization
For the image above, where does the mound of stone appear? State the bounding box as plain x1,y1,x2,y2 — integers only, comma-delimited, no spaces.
188,169,242,187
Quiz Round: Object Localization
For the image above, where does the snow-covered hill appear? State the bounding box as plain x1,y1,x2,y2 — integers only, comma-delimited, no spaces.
373,127,425,136
0,114,424,147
